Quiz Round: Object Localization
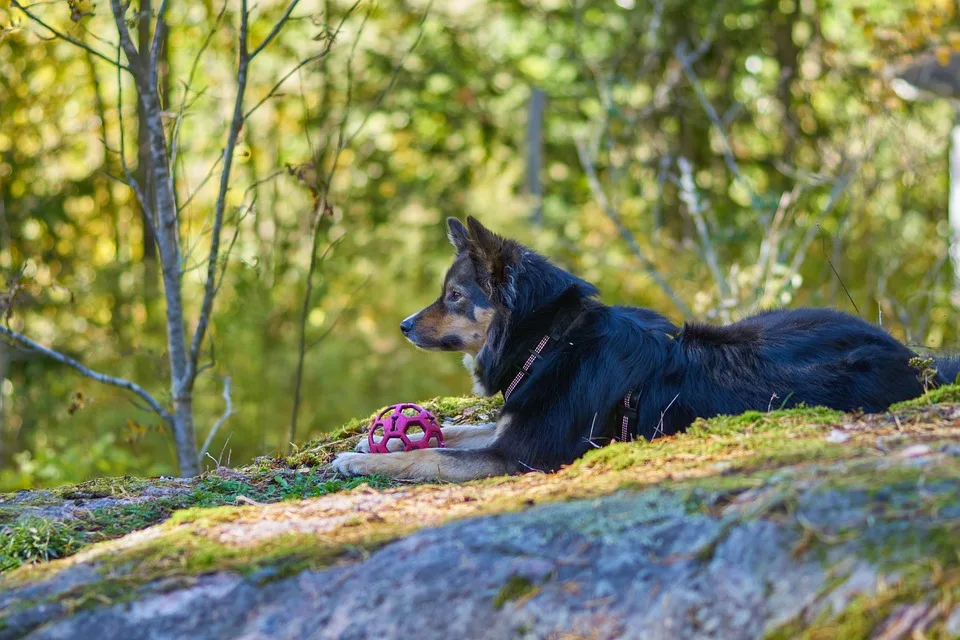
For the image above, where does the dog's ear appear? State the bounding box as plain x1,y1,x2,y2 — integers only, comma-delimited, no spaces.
466,216,521,303
447,217,470,254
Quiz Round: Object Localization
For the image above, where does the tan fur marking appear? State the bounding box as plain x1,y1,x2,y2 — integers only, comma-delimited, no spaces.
332,449,508,482
355,422,497,453
441,423,498,449
417,305,494,354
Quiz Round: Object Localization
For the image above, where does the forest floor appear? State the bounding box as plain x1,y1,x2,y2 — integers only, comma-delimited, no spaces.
2,387,960,638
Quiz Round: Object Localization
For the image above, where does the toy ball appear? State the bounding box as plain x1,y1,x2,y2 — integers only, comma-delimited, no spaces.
368,403,444,453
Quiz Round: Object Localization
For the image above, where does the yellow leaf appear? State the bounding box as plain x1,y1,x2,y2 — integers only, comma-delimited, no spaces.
936,46,952,66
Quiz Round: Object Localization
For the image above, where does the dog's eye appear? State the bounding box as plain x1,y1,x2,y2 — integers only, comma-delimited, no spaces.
448,291,462,302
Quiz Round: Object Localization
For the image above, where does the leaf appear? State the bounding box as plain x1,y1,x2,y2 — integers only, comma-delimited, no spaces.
935,46,952,67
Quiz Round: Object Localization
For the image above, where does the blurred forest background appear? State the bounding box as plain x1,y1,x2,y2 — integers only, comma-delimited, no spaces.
1,0,959,489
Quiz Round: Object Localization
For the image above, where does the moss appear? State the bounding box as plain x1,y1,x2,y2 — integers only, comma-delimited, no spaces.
890,382,960,410
286,395,503,467
5,393,960,624
0,517,81,572
493,575,539,609
51,476,151,500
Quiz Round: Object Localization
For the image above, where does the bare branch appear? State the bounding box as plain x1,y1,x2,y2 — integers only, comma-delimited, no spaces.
243,4,359,122
170,1,228,171
149,0,170,85
675,41,746,187
12,0,132,72
187,0,252,384
116,43,155,230
288,2,375,447
198,376,235,460
250,0,301,60
244,51,332,121
0,324,173,424
345,0,431,148
574,137,693,319
110,0,144,84
677,157,730,306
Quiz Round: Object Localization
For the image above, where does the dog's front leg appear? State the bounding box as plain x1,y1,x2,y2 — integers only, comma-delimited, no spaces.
333,447,512,482
355,422,499,453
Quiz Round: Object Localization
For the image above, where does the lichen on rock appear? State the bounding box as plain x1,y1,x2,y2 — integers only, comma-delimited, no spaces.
1,386,960,638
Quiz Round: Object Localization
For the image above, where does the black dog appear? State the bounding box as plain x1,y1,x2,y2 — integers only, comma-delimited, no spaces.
333,217,959,481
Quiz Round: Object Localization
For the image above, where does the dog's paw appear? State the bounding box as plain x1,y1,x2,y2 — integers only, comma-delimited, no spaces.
355,437,372,453
332,452,370,477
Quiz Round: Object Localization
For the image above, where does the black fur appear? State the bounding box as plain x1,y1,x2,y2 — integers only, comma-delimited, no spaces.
458,218,960,474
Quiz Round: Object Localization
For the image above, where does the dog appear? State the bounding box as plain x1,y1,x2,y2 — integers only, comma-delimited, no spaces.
333,217,960,482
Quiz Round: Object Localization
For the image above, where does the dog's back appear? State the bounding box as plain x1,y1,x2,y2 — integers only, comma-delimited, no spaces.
675,309,932,416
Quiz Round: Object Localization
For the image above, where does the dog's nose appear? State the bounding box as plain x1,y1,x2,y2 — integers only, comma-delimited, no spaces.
400,318,414,335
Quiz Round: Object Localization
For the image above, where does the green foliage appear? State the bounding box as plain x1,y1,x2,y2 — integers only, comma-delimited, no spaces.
0,517,80,571
493,576,539,609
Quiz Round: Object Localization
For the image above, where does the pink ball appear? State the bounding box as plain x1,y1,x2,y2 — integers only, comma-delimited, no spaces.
367,403,445,454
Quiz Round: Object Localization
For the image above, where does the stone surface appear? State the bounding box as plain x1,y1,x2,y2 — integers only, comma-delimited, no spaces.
3,449,960,639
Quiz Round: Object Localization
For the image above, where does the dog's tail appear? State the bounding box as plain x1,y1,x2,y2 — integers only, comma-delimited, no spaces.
934,355,960,385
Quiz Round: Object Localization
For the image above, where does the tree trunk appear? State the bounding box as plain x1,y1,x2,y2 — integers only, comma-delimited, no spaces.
950,107,960,300
137,0,159,301
142,86,200,477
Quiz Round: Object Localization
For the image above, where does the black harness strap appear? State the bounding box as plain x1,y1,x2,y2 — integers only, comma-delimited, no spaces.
499,306,585,403
615,389,641,442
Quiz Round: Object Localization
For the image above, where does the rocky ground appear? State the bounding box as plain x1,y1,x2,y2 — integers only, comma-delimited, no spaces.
2,389,960,639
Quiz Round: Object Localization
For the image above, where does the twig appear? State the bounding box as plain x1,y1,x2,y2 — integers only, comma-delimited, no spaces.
250,0,301,60
675,40,746,187
818,226,860,316
288,1,386,447
12,0,131,72
199,376,235,460
0,324,172,424
574,137,693,318
677,156,730,306
189,0,257,383
170,0,228,172
242,2,361,124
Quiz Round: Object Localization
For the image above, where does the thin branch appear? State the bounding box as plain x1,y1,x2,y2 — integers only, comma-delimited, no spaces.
149,0,170,85
12,0,132,72
170,0,228,171
574,137,693,319
110,0,144,84
0,324,172,424
345,0,431,148
198,376,234,460
675,40,746,187
187,0,252,384
677,156,730,304
289,2,377,447
243,51,333,121
250,0,302,60
116,43,155,230
244,1,359,121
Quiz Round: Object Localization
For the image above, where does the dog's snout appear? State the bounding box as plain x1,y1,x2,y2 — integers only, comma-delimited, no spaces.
400,317,415,335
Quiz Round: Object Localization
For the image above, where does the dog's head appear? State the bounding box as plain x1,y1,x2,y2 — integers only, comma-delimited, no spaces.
400,217,522,354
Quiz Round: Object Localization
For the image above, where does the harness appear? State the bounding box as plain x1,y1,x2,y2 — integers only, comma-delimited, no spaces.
497,306,645,442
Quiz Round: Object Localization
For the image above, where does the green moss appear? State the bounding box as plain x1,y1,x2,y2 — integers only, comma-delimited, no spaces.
493,575,538,609
51,476,151,500
890,383,960,410
287,395,503,467
0,517,81,572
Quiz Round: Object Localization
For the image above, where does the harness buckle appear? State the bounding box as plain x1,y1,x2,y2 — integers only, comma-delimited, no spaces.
615,394,641,423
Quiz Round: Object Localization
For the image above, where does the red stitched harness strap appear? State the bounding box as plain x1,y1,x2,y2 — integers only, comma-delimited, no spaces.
503,335,551,402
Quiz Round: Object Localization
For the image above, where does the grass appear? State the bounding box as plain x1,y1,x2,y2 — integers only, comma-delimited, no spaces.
0,517,81,572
